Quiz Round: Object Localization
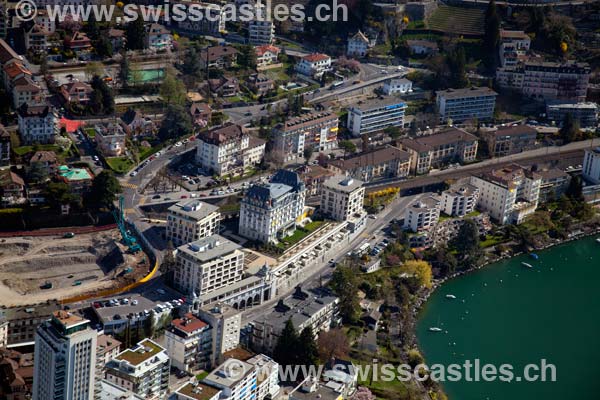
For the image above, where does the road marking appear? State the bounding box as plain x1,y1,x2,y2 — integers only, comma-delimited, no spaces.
124,208,136,215
139,196,147,206
122,183,138,189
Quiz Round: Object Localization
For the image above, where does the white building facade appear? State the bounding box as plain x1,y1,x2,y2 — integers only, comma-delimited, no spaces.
320,176,365,222
583,147,600,185
436,87,498,123
166,200,221,247
347,98,407,136
403,196,441,233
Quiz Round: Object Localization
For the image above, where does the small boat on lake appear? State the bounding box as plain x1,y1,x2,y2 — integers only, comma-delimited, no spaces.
530,253,539,260
429,327,443,332
446,294,457,299
522,262,533,269
596,238,600,244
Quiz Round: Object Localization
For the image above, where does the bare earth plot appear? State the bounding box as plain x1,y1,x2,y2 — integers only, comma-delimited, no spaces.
0,230,136,306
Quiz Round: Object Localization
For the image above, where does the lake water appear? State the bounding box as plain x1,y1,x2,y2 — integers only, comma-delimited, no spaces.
416,236,600,399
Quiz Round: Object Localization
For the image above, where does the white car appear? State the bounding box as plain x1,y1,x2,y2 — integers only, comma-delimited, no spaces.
130,171,137,177
175,142,183,147
132,299,138,305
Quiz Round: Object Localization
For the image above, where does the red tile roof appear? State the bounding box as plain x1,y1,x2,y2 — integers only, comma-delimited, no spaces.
303,53,330,62
171,313,208,333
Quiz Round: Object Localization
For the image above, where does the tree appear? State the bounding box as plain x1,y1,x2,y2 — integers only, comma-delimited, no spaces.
181,46,203,78
483,0,501,71
126,17,146,50
85,61,103,81
273,319,299,366
350,387,376,400
160,73,187,106
43,182,76,208
158,104,193,141
86,13,100,40
89,170,122,208
237,45,257,70
559,113,579,144
338,140,357,155
91,76,115,114
40,55,49,75
384,126,402,139
119,54,130,86
303,147,314,165
401,260,433,289
451,219,480,255
88,88,105,114
447,46,468,88
317,328,350,363
28,163,49,184
330,265,360,323
95,36,113,58
143,311,155,339
297,327,319,367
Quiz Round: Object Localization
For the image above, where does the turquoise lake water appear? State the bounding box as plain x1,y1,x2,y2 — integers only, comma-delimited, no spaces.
416,236,600,399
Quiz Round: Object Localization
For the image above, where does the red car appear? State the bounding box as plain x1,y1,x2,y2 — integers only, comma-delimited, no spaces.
180,195,188,199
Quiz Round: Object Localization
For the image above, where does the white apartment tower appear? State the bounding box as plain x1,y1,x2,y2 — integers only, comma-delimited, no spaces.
198,303,242,367
166,200,221,247
403,196,441,233
33,311,98,400
320,176,365,222
583,147,600,185
441,182,480,217
174,235,245,298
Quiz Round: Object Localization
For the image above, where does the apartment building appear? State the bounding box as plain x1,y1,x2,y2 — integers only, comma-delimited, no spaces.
165,313,212,372
329,145,411,182
347,97,407,136
146,23,173,50
196,124,265,176
33,311,97,400
295,53,332,78
400,127,479,174
499,30,531,68
538,168,572,203
239,170,307,243
0,125,9,166
483,125,537,157
247,354,281,400
173,235,245,298
272,111,339,163
95,334,122,398
175,2,225,35
583,147,600,185
201,46,238,69
436,87,498,123
382,78,413,96
95,122,127,157
248,5,274,45
175,381,222,400
403,196,441,232
17,104,58,145
320,176,365,222
496,61,590,102
471,164,541,225
104,339,170,400
347,31,370,57
203,358,257,400
546,102,598,128
197,303,242,368
250,287,339,353
166,200,221,247
441,182,480,217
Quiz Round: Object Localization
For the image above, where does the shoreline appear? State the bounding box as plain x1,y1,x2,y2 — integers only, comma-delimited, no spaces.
406,227,600,395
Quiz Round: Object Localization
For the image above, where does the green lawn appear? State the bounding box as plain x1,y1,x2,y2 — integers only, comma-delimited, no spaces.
196,371,209,381
106,157,134,174
480,235,506,248
85,128,96,138
277,221,326,250
13,144,60,156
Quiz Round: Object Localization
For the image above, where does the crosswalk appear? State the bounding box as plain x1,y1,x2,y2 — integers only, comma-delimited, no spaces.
121,183,138,189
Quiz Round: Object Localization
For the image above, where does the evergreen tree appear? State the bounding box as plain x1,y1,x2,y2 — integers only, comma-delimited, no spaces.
91,76,115,114
297,327,319,367
159,104,193,141
559,113,579,144
119,54,130,86
273,319,299,366
86,13,100,40
447,47,468,88
483,0,501,71
126,18,146,50
330,266,361,323
89,170,122,208
95,36,113,58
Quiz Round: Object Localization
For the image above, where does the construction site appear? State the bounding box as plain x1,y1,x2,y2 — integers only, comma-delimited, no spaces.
0,228,150,307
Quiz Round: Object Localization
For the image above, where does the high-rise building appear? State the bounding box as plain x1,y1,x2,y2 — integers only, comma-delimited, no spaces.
173,235,245,297
440,182,480,217
320,176,365,222
239,170,307,243
403,196,441,233
197,303,242,368
33,311,98,400
165,313,212,372
166,200,221,247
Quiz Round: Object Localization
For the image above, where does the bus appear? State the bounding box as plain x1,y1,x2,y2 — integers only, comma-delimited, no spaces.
329,81,344,90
